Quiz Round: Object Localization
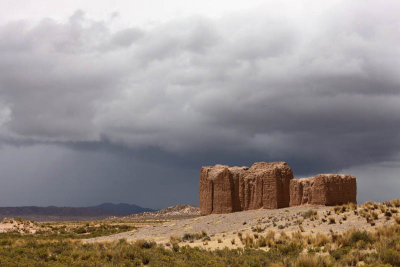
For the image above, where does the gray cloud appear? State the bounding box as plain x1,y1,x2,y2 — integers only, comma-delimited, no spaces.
0,2,399,206
342,159,400,203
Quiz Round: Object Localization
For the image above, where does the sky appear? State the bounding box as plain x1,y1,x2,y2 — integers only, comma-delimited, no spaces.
0,0,399,209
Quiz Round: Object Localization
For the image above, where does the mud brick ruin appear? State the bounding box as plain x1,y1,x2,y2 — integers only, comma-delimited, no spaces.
199,162,357,215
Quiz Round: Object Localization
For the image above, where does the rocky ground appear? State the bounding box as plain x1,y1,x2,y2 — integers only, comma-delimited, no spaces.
113,204,200,220
85,201,400,250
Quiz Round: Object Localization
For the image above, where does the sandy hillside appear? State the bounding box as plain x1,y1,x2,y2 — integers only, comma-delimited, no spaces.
85,202,400,250
0,217,41,234
113,204,200,220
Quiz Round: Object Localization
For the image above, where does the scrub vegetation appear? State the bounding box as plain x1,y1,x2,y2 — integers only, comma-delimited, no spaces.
1,223,400,266
0,200,400,266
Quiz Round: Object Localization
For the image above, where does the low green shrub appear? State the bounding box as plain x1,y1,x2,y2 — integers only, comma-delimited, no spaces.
349,231,373,245
380,249,400,266
330,246,350,260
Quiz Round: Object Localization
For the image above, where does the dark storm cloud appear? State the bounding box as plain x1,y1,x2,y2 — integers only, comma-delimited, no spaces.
0,144,198,208
0,1,400,193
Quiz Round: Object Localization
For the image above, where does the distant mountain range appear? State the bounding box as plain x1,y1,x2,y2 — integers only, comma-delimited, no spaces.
0,203,154,221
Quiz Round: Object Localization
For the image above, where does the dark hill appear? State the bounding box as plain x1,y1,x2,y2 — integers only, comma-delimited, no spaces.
0,203,154,221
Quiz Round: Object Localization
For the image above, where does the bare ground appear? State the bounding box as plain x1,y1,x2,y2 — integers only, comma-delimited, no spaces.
0,218,41,234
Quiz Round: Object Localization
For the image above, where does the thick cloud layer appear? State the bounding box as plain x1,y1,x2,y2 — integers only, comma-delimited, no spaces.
0,2,399,206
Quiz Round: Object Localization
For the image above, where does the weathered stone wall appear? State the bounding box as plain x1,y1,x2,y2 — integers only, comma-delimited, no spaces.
200,162,357,215
289,174,357,206
313,174,357,206
199,162,293,215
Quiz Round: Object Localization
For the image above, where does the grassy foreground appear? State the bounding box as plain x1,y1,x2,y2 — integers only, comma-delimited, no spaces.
0,223,399,266
1,201,400,266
